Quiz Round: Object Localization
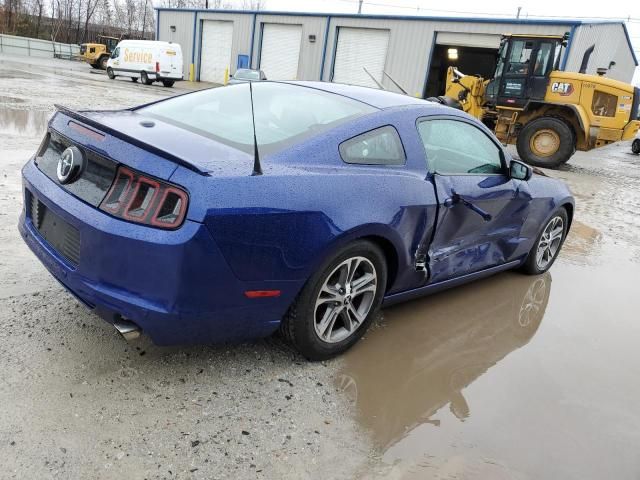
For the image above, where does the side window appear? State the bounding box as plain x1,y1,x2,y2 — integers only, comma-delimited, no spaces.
340,126,405,166
591,91,617,117
417,119,504,175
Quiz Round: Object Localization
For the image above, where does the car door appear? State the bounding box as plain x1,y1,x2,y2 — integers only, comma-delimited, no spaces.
417,116,529,283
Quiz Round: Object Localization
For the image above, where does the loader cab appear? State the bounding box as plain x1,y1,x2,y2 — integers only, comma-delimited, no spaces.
485,34,567,109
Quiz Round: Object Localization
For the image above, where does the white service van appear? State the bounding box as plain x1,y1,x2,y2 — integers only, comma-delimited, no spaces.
106,40,183,87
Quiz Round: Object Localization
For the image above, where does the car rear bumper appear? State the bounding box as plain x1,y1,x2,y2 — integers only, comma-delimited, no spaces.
19,159,290,345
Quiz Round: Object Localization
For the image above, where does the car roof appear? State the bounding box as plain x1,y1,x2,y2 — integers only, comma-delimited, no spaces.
284,81,429,109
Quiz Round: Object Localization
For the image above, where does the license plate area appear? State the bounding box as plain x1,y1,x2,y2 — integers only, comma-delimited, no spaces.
30,191,81,267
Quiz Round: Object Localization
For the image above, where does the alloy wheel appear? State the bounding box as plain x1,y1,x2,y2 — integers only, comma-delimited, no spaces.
535,216,564,270
314,256,377,344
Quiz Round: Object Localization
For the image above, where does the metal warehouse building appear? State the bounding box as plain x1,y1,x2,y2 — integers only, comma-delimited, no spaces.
155,8,638,96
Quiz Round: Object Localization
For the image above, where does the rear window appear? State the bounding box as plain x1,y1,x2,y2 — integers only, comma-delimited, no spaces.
138,83,377,154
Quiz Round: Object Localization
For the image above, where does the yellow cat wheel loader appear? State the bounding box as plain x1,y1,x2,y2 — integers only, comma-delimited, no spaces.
437,34,640,168
79,35,121,70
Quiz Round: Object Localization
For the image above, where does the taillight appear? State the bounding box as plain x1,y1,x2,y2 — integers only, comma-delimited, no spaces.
100,166,188,229
155,61,160,73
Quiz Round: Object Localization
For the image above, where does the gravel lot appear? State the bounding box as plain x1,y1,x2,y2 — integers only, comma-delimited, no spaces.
0,55,372,480
1,54,640,480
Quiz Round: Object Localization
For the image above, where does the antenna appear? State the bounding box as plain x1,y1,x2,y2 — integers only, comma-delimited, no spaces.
248,81,263,176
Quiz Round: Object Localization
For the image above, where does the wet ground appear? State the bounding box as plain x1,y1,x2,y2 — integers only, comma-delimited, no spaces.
1,54,640,479
337,141,640,479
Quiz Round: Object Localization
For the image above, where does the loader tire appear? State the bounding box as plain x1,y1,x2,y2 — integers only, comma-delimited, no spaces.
516,117,575,169
98,55,109,70
632,138,640,155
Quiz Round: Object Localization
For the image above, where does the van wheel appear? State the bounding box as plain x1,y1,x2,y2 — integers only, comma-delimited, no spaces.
140,71,153,85
131,77,138,83
99,55,109,70
106,67,115,80
162,79,175,87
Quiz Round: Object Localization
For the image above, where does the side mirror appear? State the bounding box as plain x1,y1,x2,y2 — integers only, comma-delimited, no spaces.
510,159,533,181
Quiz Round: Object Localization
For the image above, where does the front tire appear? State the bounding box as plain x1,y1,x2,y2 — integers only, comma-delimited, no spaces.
161,79,175,87
280,240,387,360
521,208,568,275
106,67,115,80
517,117,575,168
98,55,109,70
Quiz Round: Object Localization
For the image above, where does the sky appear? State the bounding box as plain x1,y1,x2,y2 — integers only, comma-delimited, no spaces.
248,0,640,85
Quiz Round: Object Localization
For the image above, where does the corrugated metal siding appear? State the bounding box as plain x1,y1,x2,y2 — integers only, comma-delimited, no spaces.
158,11,193,78
253,14,326,80
157,10,635,90
195,12,253,79
322,18,571,96
566,23,635,82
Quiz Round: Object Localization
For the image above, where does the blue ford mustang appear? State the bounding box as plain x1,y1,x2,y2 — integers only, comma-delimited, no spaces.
19,81,573,359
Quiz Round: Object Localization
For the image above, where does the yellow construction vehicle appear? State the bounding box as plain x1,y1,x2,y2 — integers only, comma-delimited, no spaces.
79,35,121,70
439,34,640,168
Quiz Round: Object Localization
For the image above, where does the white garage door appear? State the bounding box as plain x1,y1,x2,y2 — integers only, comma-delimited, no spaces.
436,32,501,49
259,24,302,80
332,28,390,88
200,20,233,84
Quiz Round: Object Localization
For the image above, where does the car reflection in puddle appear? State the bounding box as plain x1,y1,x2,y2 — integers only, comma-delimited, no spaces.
337,271,551,451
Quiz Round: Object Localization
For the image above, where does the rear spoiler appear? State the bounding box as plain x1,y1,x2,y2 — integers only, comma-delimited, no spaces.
53,104,209,176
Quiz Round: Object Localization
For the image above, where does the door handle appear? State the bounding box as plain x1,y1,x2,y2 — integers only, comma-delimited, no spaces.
444,191,493,222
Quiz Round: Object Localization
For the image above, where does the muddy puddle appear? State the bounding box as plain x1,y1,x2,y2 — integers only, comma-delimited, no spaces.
0,107,50,137
338,224,640,479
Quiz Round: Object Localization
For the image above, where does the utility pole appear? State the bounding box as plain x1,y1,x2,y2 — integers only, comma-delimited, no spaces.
516,6,522,19
358,0,363,14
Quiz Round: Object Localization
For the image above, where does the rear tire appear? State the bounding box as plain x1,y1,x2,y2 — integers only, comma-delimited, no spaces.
98,55,109,70
632,138,640,155
106,67,115,80
141,71,153,85
517,117,575,169
161,79,175,87
280,240,387,361
521,208,568,275
131,77,138,82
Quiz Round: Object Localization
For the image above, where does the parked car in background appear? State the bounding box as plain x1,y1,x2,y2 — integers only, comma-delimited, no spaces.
106,40,183,87
19,81,573,360
228,68,266,85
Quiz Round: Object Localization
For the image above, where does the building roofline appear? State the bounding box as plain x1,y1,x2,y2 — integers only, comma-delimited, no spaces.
153,8,624,27
621,22,639,66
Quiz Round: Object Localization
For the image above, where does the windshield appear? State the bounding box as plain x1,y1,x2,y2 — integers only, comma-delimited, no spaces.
236,69,260,80
138,82,377,154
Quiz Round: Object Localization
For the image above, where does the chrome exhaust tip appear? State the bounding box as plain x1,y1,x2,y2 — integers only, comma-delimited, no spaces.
113,319,141,341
